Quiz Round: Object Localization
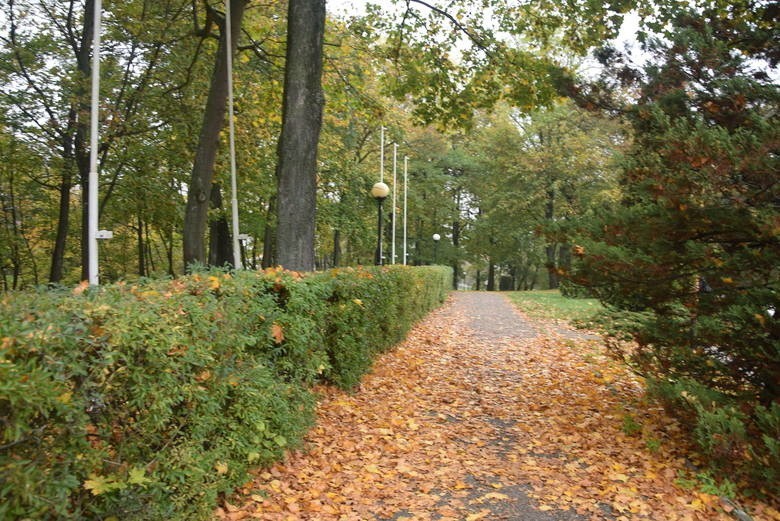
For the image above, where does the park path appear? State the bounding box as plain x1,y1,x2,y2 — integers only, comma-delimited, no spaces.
217,292,760,521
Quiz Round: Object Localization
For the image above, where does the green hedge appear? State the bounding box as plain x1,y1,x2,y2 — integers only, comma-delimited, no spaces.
0,265,451,520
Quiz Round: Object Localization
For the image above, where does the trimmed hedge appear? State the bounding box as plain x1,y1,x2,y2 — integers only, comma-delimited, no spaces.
0,265,451,520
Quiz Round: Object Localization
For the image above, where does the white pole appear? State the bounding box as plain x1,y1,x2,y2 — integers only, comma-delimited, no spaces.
379,126,384,183
403,155,408,265
88,0,102,286
225,0,242,269
392,143,397,264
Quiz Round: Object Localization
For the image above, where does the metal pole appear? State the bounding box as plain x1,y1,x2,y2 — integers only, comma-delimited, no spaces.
375,198,384,265
391,143,397,264
403,155,408,265
225,0,242,269
379,126,384,183
88,0,102,285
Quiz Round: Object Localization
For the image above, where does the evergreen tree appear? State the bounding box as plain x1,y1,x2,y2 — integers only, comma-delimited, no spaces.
564,4,779,486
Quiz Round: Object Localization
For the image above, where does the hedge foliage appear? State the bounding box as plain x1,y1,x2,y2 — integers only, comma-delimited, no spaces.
0,265,451,520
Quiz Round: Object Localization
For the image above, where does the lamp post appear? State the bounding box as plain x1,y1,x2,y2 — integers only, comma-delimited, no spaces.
371,182,390,265
432,233,441,264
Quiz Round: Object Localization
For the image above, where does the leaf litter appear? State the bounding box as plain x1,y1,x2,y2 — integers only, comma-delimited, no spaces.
216,294,780,521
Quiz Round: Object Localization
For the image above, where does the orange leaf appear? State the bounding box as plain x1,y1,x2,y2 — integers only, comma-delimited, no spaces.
271,323,284,344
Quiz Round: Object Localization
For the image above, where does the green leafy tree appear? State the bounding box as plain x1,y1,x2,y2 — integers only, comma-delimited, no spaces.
465,102,623,290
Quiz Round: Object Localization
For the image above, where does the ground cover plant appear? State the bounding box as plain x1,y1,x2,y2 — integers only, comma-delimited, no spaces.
505,290,603,324
0,265,451,520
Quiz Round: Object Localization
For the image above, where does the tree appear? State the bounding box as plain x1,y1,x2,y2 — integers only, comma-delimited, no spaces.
564,4,779,485
273,0,326,271
183,0,247,269
463,102,623,290
369,0,633,127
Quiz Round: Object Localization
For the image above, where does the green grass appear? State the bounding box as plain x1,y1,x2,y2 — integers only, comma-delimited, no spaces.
505,290,603,323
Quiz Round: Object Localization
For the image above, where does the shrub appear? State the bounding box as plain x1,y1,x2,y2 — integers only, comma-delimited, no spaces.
323,266,451,389
0,265,450,519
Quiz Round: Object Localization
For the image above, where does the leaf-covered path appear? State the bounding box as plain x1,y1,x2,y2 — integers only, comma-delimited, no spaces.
217,292,779,521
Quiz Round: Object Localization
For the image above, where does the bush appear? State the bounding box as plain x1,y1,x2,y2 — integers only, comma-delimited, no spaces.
323,266,451,389
0,265,450,520
650,378,780,496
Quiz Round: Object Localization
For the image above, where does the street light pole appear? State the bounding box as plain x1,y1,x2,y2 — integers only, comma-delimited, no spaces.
392,143,398,264
403,155,408,266
371,182,389,265
225,0,242,270
87,0,102,285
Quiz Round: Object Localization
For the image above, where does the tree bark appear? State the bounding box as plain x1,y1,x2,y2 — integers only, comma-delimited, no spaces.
261,195,277,269
487,260,496,291
274,0,326,272
208,182,233,267
332,228,341,267
137,214,146,277
183,0,246,270
545,187,559,289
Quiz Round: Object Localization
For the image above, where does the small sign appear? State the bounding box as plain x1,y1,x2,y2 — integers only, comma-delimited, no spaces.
96,230,113,239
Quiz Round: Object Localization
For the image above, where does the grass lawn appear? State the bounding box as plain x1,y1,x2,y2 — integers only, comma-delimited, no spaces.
505,290,603,324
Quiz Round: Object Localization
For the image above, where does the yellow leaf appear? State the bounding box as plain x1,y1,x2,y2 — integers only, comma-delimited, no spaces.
215,462,228,475
208,276,221,290
57,391,73,404
365,464,381,474
127,467,152,487
538,505,553,511
479,492,509,501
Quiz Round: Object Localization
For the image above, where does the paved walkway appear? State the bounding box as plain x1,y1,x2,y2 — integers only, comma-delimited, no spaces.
419,292,587,520
221,292,752,520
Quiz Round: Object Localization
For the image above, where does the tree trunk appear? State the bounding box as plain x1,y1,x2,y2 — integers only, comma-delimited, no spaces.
137,214,146,277
274,0,326,272
75,0,98,283
332,228,341,267
208,182,233,267
544,187,559,289
475,270,481,291
183,0,246,270
487,260,496,291
261,196,277,268
49,169,72,283
546,244,559,289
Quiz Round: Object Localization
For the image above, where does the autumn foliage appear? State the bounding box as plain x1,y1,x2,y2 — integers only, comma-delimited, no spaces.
0,265,450,519
559,6,779,491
